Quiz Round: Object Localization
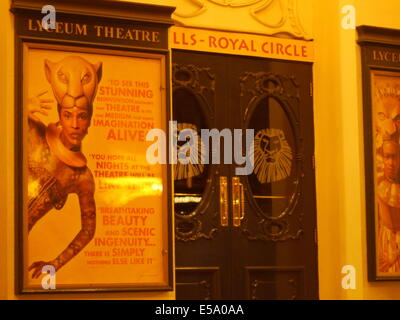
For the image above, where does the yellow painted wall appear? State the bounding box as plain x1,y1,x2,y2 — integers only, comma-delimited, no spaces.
0,0,15,300
313,0,363,300
314,0,400,299
0,0,12,302
355,0,400,300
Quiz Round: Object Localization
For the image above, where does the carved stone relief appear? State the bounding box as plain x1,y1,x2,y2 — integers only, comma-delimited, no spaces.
173,0,311,40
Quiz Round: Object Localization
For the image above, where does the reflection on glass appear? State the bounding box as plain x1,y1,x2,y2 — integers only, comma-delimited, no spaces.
248,96,296,218
173,88,209,215
176,220,196,234
174,195,202,203
253,128,293,183
98,177,163,206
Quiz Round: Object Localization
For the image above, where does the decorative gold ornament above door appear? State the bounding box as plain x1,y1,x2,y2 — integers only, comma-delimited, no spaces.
208,0,262,6
173,0,312,40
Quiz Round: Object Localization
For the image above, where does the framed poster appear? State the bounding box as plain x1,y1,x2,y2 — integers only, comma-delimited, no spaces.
12,0,175,293
20,42,170,292
370,70,400,279
359,26,400,281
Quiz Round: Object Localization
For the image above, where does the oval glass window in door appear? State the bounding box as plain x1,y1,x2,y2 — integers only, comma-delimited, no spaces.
173,88,210,217
247,96,298,219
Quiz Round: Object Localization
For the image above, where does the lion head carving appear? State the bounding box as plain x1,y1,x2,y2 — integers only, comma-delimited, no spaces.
251,128,293,184
44,56,102,117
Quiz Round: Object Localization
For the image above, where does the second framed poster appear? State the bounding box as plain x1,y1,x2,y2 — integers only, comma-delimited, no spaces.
359,25,400,281
370,70,400,278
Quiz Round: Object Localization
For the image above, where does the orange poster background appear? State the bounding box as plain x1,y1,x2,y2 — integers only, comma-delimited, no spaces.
23,44,168,289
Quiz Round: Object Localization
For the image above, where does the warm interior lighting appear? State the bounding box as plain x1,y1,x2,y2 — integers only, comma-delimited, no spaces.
174,196,202,204
99,177,163,206
27,180,40,199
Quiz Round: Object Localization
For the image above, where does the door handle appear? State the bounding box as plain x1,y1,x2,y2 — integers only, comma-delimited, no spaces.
219,176,229,227
232,177,245,227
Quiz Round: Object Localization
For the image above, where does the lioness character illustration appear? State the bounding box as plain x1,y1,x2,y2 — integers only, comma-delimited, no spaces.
27,55,102,279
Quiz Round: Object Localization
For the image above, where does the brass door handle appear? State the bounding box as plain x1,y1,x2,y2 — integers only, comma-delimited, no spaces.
232,177,245,227
219,176,228,227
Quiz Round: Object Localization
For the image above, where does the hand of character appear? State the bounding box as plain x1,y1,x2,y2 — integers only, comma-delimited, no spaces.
379,253,398,273
28,90,54,122
379,256,390,273
28,260,55,279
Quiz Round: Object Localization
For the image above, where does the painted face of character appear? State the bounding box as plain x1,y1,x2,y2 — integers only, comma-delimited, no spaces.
44,55,102,111
376,96,400,141
44,55,102,148
382,140,400,182
59,107,91,149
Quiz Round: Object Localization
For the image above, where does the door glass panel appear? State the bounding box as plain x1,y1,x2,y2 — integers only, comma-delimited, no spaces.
173,88,210,216
248,96,297,218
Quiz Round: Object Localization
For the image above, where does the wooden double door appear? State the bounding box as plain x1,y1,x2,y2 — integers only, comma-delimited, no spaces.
172,50,318,300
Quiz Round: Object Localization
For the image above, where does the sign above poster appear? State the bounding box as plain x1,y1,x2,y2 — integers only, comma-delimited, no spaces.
170,26,314,62
15,11,169,50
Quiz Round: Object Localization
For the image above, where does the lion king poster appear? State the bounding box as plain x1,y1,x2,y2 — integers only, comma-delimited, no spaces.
22,43,169,290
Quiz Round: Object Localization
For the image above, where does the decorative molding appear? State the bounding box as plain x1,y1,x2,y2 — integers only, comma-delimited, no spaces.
175,216,218,242
11,0,176,25
250,277,299,300
246,266,303,300
176,280,212,299
357,25,400,47
209,0,263,7
173,63,216,101
250,279,298,300
240,72,300,105
176,267,220,299
173,0,310,40
173,0,207,18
